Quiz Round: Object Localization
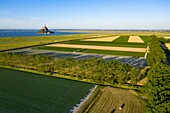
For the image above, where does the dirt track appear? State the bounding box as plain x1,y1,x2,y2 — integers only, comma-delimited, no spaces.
128,36,144,43
47,43,146,52
83,36,120,42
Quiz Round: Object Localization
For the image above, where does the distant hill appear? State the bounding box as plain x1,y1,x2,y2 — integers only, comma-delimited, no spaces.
38,25,54,34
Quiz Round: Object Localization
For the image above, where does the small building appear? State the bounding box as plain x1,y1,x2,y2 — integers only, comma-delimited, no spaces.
38,25,54,34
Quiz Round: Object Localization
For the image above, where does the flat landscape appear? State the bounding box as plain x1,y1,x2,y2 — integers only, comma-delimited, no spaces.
0,32,169,113
35,35,150,57
128,36,144,43
0,34,99,51
46,43,146,52
0,67,94,113
1,33,170,58
1,0,170,112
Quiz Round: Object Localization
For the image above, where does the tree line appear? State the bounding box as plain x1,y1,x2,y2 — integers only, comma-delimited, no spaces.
145,35,170,112
0,52,142,85
147,35,167,66
0,52,55,74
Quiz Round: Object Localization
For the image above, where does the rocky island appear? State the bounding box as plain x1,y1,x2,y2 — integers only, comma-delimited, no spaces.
38,25,54,34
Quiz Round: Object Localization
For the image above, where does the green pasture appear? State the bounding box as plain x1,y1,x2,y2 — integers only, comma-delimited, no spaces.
84,49,145,57
0,34,97,51
0,67,93,113
0,34,155,51
62,40,147,48
139,36,152,44
112,36,129,43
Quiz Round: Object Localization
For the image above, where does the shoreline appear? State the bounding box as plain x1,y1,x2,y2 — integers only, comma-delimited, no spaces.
0,30,87,38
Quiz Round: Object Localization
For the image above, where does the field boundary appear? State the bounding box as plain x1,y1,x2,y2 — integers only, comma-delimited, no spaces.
35,46,145,57
85,87,146,113
83,89,102,113
73,85,98,113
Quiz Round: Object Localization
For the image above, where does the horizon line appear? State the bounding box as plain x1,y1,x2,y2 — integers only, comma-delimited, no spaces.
0,28,170,31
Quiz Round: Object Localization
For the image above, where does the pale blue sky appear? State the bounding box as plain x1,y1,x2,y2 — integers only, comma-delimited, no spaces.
0,0,170,29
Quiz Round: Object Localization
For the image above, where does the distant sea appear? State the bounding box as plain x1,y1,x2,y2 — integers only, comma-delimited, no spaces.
0,29,86,38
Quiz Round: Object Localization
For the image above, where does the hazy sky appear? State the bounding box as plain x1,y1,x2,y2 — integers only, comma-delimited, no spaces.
0,0,170,29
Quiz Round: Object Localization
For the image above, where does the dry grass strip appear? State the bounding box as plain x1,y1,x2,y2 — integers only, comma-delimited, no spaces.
128,36,144,43
46,44,146,52
165,43,170,49
164,37,170,39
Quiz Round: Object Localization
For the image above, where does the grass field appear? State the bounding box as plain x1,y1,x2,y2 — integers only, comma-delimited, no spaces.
139,36,152,44
0,34,99,51
0,67,94,113
86,87,146,113
62,40,147,48
112,36,129,43
84,49,145,57
36,46,145,57
36,46,82,52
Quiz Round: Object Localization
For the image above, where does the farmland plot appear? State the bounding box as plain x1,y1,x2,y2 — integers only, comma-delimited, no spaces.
87,87,146,113
112,36,129,43
164,37,170,39
0,67,93,113
128,36,144,43
62,40,147,48
139,36,152,44
46,44,146,52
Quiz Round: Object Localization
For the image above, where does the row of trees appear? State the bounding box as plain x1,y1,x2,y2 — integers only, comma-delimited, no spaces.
145,36,170,112
0,52,142,85
54,58,142,84
0,52,55,74
144,64,170,112
147,35,167,66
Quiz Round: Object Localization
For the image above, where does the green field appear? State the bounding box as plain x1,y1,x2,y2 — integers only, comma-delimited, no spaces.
0,34,99,51
139,36,152,44
112,36,129,43
36,46,145,57
0,67,94,113
84,49,144,57
86,87,146,113
36,46,82,52
62,40,147,48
